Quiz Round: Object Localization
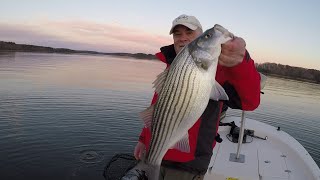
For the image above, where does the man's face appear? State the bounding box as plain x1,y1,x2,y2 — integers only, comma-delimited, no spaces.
172,25,202,54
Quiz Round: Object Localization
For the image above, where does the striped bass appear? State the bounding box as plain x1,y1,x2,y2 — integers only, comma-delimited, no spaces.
124,24,234,180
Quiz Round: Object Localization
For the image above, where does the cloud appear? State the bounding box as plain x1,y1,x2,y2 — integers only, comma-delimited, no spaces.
0,20,172,53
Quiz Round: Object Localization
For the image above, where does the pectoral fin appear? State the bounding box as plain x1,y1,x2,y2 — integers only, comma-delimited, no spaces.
210,81,229,101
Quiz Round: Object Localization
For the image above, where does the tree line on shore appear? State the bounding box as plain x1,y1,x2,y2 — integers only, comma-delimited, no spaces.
0,41,156,60
256,63,320,84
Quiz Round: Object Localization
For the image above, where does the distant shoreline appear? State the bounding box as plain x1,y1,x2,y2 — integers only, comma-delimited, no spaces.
1,41,319,84
261,73,319,84
255,63,320,84
0,41,157,60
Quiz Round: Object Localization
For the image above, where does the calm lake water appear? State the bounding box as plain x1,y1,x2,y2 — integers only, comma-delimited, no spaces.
0,52,319,180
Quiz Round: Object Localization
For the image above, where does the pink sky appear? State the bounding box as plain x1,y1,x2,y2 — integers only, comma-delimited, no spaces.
0,18,319,70
0,20,172,54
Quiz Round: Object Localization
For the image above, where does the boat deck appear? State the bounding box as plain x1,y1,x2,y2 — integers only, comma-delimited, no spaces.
204,116,320,180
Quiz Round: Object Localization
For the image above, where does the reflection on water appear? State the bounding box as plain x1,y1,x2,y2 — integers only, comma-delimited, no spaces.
0,52,319,180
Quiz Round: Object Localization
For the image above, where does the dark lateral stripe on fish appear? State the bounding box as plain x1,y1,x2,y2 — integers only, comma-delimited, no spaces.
149,53,200,164
147,62,180,163
173,61,196,132
156,56,194,155
165,59,191,138
150,57,191,163
177,69,199,129
148,57,188,164
151,62,178,134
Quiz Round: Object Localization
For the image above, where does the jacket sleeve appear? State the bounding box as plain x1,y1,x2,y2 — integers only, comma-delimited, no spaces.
138,128,147,144
222,50,261,111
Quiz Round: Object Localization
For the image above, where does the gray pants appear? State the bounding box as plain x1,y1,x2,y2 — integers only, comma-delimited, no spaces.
159,166,204,180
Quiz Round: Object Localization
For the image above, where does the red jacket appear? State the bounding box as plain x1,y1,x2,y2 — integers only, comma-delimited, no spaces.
138,44,260,173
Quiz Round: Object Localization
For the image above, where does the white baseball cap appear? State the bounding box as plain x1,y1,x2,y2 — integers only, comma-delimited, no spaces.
169,14,203,35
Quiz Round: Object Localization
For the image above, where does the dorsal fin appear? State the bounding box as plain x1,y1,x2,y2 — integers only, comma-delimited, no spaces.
152,67,169,94
139,105,155,130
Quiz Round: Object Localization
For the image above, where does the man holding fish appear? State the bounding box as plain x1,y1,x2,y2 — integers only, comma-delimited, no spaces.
133,14,261,180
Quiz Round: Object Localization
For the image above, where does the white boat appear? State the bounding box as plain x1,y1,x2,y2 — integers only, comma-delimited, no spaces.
204,115,320,180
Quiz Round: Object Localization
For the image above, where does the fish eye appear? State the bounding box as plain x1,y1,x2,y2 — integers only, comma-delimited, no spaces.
204,34,211,39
